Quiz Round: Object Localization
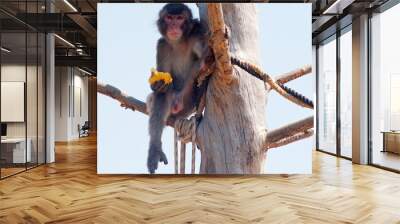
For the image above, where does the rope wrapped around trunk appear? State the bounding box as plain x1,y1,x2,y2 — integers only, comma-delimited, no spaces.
231,57,314,109
196,56,313,109
174,116,198,174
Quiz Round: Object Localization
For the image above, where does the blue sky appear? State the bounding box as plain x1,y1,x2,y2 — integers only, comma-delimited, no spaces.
97,3,313,174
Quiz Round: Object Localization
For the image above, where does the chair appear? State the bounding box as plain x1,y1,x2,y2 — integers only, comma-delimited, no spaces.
79,121,90,138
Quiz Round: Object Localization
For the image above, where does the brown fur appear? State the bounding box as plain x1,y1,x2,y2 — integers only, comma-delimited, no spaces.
146,3,208,174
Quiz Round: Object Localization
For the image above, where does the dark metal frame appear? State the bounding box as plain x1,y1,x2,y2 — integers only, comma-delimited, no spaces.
336,27,341,158
367,11,373,166
315,44,320,151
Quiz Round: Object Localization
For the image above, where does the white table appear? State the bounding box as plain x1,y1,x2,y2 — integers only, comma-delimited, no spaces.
1,138,31,163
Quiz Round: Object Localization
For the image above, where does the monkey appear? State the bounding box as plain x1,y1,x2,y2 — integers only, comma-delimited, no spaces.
146,3,209,174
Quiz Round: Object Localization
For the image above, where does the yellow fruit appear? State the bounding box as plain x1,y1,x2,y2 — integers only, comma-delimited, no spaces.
149,68,173,85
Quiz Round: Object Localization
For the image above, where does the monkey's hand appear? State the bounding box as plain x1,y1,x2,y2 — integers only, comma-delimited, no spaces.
149,69,173,93
150,80,171,93
147,145,168,174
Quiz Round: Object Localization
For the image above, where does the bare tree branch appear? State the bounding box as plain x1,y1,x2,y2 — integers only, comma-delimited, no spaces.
267,129,314,149
264,116,314,150
207,3,233,84
97,81,147,114
276,65,312,85
97,81,177,127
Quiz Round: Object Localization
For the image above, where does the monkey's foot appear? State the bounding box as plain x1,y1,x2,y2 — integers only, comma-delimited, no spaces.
147,150,168,174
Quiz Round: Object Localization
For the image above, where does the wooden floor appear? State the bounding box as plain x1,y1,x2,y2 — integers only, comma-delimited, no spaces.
1,167,26,178
0,135,400,223
373,150,400,171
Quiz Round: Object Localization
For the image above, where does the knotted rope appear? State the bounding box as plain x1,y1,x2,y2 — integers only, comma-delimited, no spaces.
174,116,198,174
230,57,314,109
196,56,314,109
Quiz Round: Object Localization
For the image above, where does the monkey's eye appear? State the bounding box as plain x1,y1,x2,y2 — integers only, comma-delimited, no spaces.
165,15,173,22
176,15,184,21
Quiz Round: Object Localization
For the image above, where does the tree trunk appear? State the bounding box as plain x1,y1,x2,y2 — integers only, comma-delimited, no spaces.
197,4,267,174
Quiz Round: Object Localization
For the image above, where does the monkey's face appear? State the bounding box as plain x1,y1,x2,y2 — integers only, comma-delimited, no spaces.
164,14,185,41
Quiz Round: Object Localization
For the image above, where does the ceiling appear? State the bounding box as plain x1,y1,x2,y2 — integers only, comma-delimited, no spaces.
310,0,392,43
0,0,395,74
0,0,99,73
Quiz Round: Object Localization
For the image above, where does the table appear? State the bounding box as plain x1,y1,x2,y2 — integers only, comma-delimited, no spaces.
381,131,400,154
1,138,31,163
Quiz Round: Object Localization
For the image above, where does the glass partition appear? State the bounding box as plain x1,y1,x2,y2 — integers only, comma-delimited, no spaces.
370,3,400,171
38,32,45,165
1,31,28,177
26,0,45,169
0,1,46,179
317,36,337,155
27,31,38,169
339,28,352,158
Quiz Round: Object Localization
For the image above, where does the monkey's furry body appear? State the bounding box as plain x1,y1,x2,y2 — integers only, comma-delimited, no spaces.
146,3,208,174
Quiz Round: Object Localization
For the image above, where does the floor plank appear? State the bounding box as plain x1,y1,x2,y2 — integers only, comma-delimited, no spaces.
0,135,399,223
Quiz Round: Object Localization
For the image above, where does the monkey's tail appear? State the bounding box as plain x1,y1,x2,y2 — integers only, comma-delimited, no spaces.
148,93,169,146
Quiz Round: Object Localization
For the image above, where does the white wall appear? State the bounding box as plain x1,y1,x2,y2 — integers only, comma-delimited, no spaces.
1,65,26,141
55,66,69,141
55,67,89,141
1,65,35,138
